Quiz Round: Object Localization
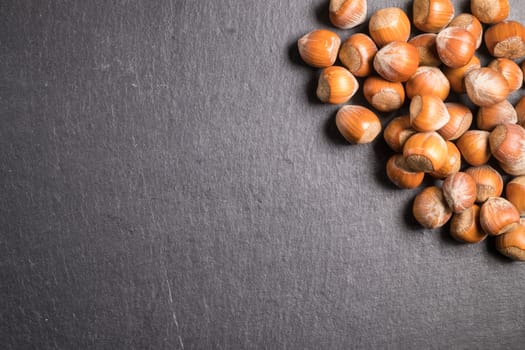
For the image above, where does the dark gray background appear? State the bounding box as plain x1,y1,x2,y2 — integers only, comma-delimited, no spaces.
1,0,525,349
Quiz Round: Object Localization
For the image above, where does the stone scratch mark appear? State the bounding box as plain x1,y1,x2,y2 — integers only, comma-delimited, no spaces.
164,267,184,349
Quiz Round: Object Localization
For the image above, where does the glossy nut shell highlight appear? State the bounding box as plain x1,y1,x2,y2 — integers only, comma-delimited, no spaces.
317,66,359,104
369,8,411,47
450,205,487,243
386,154,425,189
329,0,367,29
442,172,477,213
373,41,419,82
413,186,452,229
506,176,525,215
484,21,525,59
403,131,447,173
298,29,341,68
480,197,520,236
335,105,381,144
495,224,525,261
465,165,504,203
339,34,378,77
413,0,455,33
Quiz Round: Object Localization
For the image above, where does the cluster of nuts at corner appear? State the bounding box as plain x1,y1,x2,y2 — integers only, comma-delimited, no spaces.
297,0,525,261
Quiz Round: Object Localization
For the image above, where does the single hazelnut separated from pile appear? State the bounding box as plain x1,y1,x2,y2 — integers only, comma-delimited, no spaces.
316,66,359,104
447,13,483,49
484,21,525,59
298,29,341,68
413,0,454,33
373,41,419,82
442,172,477,213
450,205,487,243
369,8,411,47
471,0,509,24
405,66,450,100
386,154,425,189
335,105,381,144
495,224,525,261
480,197,520,236
403,131,448,173
476,100,517,131
438,103,473,141
489,123,525,176
465,165,504,203
413,186,452,229
436,27,476,68
429,141,461,179
456,130,491,167
339,34,378,77
383,115,416,152
363,76,405,112
409,95,450,132
329,0,367,29
506,176,525,215
464,67,510,107
408,34,441,66
488,58,523,92
443,55,480,94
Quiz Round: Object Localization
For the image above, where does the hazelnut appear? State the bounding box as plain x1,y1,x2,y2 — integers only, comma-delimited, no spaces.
329,0,367,29
442,172,477,213
447,13,483,49
409,95,450,132
335,105,381,144
489,123,525,176
386,154,425,189
408,34,441,67
297,29,341,68
484,21,525,60
436,27,476,68
429,141,461,179
403,131,448,173
456,130,491,167
339,34,378,77
363,76,405,112
514,96,525,127
443,55,481,94
405,66,450,101
480,197,520,236
464,68,509,107
476,100,517,131
413,186,453,229
413,0,454,33
495,224,525,261
438,103,473,141
450,205,487,243
369,8,411,47
383,115,416,152
488,58,523,92
373,41,419,82
465,165,504,203
506,176,525,216
471,0,509,24
317,66,359,104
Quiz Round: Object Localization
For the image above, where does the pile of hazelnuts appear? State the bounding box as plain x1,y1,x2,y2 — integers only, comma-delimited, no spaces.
297,0,525,261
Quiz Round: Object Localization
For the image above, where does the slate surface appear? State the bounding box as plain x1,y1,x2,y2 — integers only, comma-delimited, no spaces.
2,0,525,349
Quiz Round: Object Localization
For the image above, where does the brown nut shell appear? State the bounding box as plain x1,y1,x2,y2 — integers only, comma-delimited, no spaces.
335,105,381,144
386,154,425,189
480,197,520,236
515,95,525,127
405,66,450,100
383,115,416,152
442,172,477,213
413,0,455,33
485,21,525,60
450,205,487,243
413,186,453,229
448,13,483,49
489,123,525,176
495,224,525,261
317,66,359,104
476,100,517,131
465,165,504,203
403,131,448,173
443,55,480,94
488,58,523,92
464,68,509,107
438,103,473,141
408,34,441,67
471,0,509,24
436,27,476,68
298,29,341,68
409,95,450,132
339,34,378,77
363,76,405,112
429,141,461,179
329,0,367,29
506,176,525,216
369,8,411,47
456,130,491,167
373,41,419,82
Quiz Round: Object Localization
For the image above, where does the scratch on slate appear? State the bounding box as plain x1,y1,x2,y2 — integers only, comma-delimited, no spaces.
164,266,184,349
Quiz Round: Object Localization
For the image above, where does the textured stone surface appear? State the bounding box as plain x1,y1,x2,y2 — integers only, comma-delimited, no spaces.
2,0,525,349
